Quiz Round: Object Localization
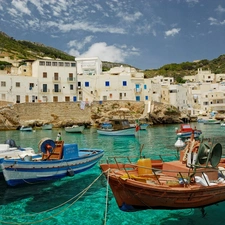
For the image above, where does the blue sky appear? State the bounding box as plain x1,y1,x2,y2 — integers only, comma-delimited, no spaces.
0,0,225,70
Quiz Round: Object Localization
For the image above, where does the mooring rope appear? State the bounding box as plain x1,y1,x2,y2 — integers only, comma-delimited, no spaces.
103,169,110,225
0,172,105,225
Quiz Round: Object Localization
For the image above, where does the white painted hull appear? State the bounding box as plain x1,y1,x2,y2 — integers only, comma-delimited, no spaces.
97,127,136,136
42,124,53,130
65,125,85,133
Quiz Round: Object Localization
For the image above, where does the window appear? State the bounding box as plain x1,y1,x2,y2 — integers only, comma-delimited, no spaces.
46,61,51,66
145,96,148,100
71,63,76,67
85,82,89,87
43,72,47,78
70,84,73,90
15,82,20,87
110,93,112,98
54,73,59,80
105,81,110,86
65,62,70,67
1,81,6,87
43,84,47,92
122,81,127,86
1,94,6,100
144,84,147,90
39,61,45,66
54,84,59,92
29,83,34,90
16,95,20,103
59,62,64,66
69,73,73,81
52,62,57,66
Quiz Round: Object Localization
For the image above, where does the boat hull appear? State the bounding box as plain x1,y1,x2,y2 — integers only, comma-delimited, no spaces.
1,149,104,186
177,130,202,138
65,125,85,133
100,163,225,211
42,124,53,130
97,127,136,136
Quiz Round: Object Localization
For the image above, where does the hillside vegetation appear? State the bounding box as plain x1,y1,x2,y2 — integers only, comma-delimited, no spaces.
1,30,225,83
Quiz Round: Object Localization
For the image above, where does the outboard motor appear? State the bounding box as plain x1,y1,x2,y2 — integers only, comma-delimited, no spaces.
5,139,17,148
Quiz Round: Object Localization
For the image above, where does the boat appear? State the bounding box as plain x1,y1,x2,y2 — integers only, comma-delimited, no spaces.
1,138,104,186
140,123,149,130
176,124,202,139
221,123,225,127
42,123,53,130
20,125,33,131
100,137,225,211
97,119,136,136
203,119,220,124
0,139,36,169
130,123,149,130
65,125,85,133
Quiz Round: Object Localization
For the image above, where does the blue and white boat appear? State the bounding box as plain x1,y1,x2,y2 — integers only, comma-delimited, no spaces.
97,119,136,136
1,138,104,186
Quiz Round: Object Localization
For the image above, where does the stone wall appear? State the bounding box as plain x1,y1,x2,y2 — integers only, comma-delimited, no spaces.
13,102,92,126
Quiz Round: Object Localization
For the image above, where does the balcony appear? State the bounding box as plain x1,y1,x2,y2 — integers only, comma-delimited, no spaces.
52,89,61,93
52,77,61,82
135,88,142,93
67,77,76,82
40,89,50,93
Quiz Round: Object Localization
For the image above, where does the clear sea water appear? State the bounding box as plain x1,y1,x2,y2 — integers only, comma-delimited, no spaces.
0,123,225,225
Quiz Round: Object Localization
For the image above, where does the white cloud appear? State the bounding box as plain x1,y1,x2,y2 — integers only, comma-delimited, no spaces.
12,0,31,16
208,17,225,25
67,36,94,50
216,5,225,13
68,42,140,63
117,11,142,22
165,28,181,37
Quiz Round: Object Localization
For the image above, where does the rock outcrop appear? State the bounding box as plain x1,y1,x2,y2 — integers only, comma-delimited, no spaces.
0,100,187,130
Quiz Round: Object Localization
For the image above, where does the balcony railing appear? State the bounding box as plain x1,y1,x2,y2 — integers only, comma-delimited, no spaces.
135,88,142,93
67,77,76,82
40,89,50,93
52,89,61,93
52,77,61,82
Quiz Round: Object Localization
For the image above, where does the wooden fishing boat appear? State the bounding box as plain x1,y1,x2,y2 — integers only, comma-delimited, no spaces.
100,136,225,211
176,124,202,139
1,138,104,186
65,125,85,133
97,119,136,136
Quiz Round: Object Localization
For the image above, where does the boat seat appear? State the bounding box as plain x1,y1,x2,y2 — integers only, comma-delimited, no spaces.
42,141,64,160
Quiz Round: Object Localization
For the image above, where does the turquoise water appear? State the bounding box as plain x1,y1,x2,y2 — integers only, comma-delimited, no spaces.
0,123,225,225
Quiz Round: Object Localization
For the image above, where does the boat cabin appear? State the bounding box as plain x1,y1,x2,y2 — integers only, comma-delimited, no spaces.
109,119,131,130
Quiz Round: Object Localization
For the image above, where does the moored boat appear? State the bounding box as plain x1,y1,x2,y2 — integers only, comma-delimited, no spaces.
42,123,53,130
20,126,33,132
176,124,202,139
1,137,104,186
65,125,85,133
0,139,37,172
97,119,136,136
100,137,225,211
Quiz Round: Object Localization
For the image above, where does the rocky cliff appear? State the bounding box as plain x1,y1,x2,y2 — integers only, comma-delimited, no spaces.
0,101,185,130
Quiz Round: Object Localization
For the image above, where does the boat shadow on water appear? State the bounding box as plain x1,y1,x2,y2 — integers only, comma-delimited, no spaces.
0,172,104,213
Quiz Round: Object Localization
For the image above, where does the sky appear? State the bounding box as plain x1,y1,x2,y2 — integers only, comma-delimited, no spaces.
0,0,225,70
